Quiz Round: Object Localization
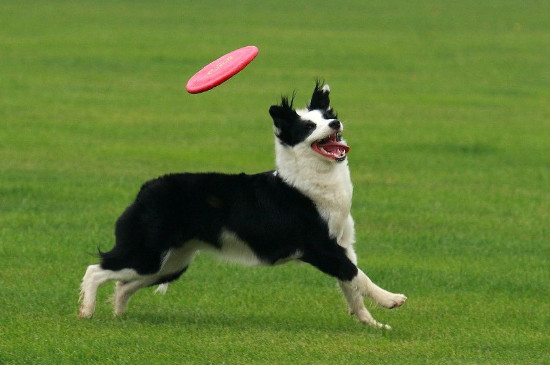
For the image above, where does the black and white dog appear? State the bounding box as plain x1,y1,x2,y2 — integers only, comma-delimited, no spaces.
79,82,406,329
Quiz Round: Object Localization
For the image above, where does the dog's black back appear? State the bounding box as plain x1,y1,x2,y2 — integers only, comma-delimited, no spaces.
100,172,356,282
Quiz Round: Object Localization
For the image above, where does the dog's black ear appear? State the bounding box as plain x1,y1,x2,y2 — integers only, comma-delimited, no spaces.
308,79,331,111
269,94,298,129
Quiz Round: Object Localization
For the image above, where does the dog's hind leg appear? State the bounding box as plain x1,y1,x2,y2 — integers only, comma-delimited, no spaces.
79,264,103,318
79,264,140,318
112,246,197,316
112,278,157,316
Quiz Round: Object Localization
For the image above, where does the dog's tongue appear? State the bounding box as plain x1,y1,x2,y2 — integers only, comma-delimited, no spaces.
322,141,350,155
312,138,350,160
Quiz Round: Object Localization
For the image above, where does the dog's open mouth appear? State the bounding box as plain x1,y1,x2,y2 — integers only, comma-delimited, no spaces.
311,133,350,162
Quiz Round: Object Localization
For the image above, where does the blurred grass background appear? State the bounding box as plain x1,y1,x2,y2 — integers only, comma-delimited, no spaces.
0,0,548,364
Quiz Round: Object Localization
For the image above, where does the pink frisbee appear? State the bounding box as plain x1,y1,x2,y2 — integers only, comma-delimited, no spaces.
186,46,259,94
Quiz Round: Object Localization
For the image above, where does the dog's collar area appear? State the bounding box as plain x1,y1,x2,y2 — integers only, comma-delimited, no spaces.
311,133,350,161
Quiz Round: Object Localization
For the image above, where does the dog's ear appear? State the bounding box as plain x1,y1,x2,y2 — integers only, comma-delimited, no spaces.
269,94,298,129
308,79,331,111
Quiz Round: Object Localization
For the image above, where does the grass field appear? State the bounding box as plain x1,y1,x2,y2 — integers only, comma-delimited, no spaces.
1,0,549,364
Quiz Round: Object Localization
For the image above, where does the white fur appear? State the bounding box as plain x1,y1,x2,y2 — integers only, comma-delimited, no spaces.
159,242,202,275
80,243,203,318
274,97,406,329
79,265,141,318
276,108,353,241
217,229,264,266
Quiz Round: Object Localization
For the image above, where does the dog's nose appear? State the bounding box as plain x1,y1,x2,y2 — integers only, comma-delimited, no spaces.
329,120,341,130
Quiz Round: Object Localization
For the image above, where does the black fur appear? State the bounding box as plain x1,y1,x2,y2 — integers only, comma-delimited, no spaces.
100,171,358,282
152,267,188,286
308,80,329,110
269,96,318,147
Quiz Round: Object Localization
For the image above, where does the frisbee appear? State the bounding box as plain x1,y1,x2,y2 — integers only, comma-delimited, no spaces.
186,46,259,94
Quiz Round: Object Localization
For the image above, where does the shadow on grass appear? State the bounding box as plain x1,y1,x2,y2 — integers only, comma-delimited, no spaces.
121,307,388,335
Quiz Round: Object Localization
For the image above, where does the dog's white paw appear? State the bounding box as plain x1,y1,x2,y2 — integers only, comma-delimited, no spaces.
365,318,392,330
78,305,94,319
355,310,392,330
383,293,407,309
369,287,407,309
78,290,93,318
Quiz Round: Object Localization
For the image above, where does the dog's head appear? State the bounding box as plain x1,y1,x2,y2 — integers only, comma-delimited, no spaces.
269,81,350,163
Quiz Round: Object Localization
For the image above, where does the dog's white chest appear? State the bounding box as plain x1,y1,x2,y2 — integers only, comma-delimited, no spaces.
314,186,353,242
280,160,354,243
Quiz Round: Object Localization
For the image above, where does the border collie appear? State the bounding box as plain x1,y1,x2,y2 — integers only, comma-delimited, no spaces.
79,81,406,329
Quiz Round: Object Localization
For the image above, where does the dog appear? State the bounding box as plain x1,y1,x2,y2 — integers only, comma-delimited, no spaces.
79,81,406,329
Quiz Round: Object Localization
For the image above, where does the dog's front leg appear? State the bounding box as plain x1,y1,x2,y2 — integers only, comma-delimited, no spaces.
338,280,390,329
338,244,391,328
351,269,407,309
338,269,407,330
337,219,406,328
301,245,406,329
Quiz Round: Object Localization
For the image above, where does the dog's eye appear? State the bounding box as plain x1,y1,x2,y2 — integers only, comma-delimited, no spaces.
305,122,316,131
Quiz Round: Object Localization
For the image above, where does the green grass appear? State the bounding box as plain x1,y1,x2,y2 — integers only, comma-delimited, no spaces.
1,0,549,364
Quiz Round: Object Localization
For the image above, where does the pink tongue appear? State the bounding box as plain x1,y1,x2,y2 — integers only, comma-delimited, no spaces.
323,141,350,154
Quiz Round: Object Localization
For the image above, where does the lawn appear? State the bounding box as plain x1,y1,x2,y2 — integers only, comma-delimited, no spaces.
1,0,548,364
